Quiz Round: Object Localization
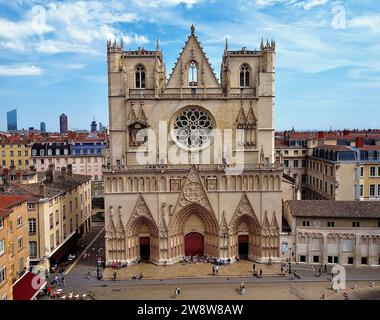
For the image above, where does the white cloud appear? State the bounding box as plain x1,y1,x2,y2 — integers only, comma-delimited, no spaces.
131,0,206,8
254,0,328,10
349,14,380,33
0,64,43,76
0,1,145,54
303,0,328,10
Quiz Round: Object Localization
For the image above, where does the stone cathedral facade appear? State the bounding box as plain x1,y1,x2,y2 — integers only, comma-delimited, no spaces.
104,26,283,265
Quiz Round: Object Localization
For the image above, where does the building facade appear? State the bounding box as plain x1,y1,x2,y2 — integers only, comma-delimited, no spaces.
60,114,68,134
104,26,283,265
7,109,17,132
2,166,92,271
0,139,32,171
30,135,106,199
0,195,30,300
283,200,380,267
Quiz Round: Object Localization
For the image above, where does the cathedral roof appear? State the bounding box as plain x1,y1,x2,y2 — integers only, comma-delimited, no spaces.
166,25,221,90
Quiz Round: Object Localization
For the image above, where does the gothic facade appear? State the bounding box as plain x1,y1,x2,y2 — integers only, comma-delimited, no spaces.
104,26,283,264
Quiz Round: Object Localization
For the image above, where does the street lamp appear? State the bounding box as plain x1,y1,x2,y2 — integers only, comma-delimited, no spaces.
288,243,295,274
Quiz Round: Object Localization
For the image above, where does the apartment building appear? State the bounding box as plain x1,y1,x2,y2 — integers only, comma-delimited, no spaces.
0,195,30,300
0,138,32,171
30,133,106,199
3,166,92,271
283,200,380,267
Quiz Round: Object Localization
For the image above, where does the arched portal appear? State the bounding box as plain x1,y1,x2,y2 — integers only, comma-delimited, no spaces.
185,232,204,256
127,216,159,263
230,214,261,260
169,204,219,260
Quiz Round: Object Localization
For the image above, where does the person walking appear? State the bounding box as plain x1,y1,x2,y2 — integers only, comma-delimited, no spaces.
212,265,215,276
259,268,263,277
252,263,256,272
215,265,219,274
174,286,181,298
113,271,117,281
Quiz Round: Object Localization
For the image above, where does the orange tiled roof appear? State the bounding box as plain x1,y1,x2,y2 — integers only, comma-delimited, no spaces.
0,195,30,210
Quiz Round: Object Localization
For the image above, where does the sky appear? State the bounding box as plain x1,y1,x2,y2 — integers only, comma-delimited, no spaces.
0,0,379,132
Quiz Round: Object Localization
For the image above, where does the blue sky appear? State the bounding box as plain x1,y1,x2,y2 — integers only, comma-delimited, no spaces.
0,0,379,132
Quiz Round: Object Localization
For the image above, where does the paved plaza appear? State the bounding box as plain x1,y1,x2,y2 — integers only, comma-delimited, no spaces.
38,223,380,300
102,260,281,280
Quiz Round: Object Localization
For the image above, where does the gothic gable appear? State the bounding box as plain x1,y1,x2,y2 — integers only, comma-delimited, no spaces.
165,26,221,90
127,194,156,227
229,193,260,228
172,165,214,217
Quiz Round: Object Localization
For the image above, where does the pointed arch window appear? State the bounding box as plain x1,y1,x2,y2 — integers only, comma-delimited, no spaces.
135,64,146,89
188,61,198,87
240,64,250,87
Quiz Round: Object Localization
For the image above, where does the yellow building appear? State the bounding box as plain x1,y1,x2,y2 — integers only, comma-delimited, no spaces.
0,140,32,170
0,195,30,300
359,146,380,201
11,166,92,271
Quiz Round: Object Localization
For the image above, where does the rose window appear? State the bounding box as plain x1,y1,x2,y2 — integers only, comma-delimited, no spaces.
174,108,213,149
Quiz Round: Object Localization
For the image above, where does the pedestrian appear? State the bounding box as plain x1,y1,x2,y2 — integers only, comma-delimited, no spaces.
259,268,263,277
324,264,327,273
61,277,66,287
175,286,181,298
113,271,117,281
212,265,215,276
252,263,256,272
87,269,91,280
215,265,219,274
138,272,143,280
280,266,283,274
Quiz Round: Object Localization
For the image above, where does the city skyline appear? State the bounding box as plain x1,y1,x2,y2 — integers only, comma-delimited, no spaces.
0,1,379,132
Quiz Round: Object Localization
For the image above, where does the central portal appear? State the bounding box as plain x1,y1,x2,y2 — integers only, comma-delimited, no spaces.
238,235,249,259
184,232,204,256
140,237,150,261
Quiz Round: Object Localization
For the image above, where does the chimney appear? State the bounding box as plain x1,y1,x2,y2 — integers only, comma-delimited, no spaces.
45,170,53,184
343,129,350,136
61,166,66,179
48,163,55,172
355,137,364,148
67,164,73,176
39,183,46,197
317,131,325,140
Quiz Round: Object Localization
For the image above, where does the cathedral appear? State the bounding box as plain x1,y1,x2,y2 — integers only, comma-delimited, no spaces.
104,25,284,265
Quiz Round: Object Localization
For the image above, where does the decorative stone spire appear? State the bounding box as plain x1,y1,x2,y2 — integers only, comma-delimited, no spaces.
120,37,124,50
191,24,195,35
156,37,160,51
224,37,228,52
260,145,265,163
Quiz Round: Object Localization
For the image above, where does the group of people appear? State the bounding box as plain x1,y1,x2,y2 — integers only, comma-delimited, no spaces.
131,272,144,280
252,264,263,277
50,268,66,287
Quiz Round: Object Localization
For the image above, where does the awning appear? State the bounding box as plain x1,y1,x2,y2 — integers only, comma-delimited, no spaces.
12,272,46,300
50,232,81,263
